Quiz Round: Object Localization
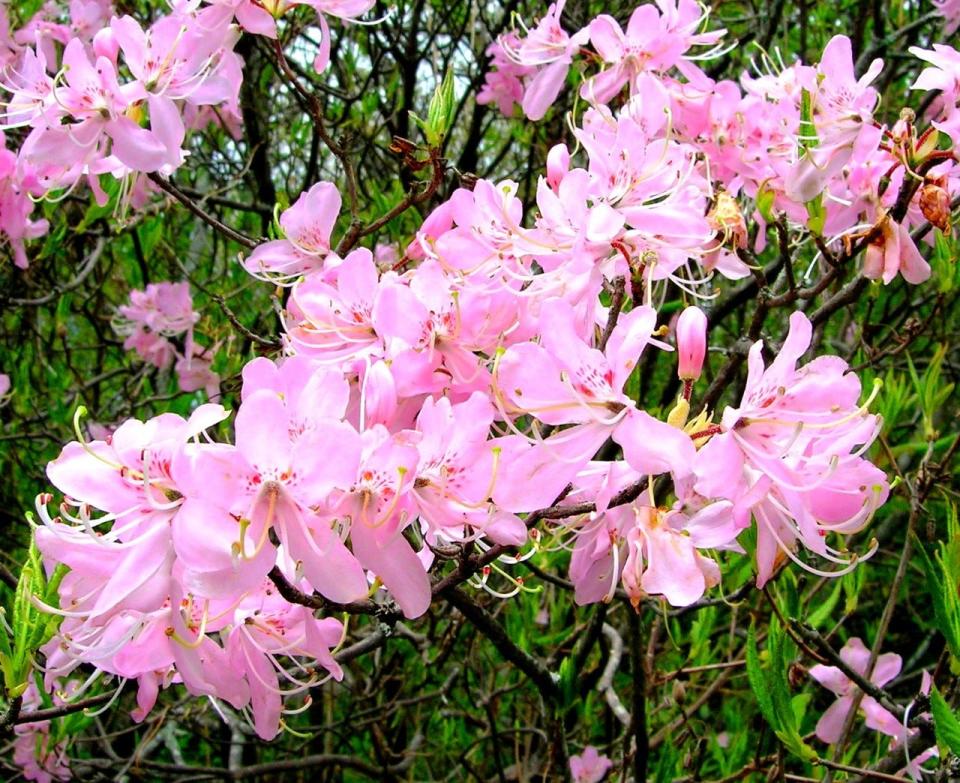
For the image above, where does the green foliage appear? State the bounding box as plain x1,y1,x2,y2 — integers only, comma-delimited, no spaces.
932,229,960,293
916,504,960,668
0,536,66,698
411,70,456,148
0,0,957,779
906,345,955,441
931,686,960,757
877,364,917,435
746,620,816,762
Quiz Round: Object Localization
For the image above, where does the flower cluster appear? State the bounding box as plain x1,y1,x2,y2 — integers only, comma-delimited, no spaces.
809,638,937,778
35,96,890,764
3,2,241,204
113,281,219,398
9,0,955,777
0,0,375,267
482,4,960,285
14,681,73,783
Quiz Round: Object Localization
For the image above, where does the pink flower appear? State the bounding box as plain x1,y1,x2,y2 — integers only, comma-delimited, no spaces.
172,371,367,603
477,35,534,116
910,44,960,100
111,14,238,106
22,39,174,174
287,248,383,358
175,341,221,399
14,682,71,783
581,0,725,103
808,638,903,744
116,281,199,368
118,281,196,335
568,501,724,607
862,214,932,285
495,299,695,491
411,392,522,544
213,0,372,72
570,745,612,783
786,36,883,204
332,425,431,618
933,0,960,34
693,311,889,585
495,1,589,120
226,583,343,740
244,181,341,282
0,133,48,268
123,326,176,369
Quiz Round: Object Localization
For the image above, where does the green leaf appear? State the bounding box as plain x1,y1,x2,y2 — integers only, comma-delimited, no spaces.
746,621,816,762
807,578,843,629
917,504,960,665
931,686,960,756
654,740,679,783
746,623,778,731
558,656,576,708
806,195,826,236
425,69,456,147
756,181,777,223
799,89,818,151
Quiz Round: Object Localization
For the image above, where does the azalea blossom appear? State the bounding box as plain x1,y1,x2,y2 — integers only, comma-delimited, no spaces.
10,1,945,776
570,745,612,783
693,311,889,585
244,181,342,282
808,637,904,744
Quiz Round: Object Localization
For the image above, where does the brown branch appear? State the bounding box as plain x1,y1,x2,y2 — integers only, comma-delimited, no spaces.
13,692,113,725
336,148,447,256
628,610,649,783
441,586,560,703
148,174,259,249
599,277,627,352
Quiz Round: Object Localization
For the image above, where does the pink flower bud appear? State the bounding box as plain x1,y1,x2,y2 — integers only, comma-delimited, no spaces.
362,360,397,428
546,143,570,190
92,29,119,63
676,306,707,381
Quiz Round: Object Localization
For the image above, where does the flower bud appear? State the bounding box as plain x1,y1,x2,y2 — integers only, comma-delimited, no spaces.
676,306,708,381
92,28,119,63
546,144,570,190
362,360,397,428
919,178,952,234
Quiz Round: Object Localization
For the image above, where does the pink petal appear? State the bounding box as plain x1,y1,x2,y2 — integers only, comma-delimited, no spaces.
613,409,696,478
108,118,170,172
350,521,431,618
235,390,293,475
522,60,570,121
816,696,853,744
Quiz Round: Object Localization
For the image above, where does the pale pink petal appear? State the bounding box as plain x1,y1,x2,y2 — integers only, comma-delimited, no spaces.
816,696,853,744
613,410,696,478
522,60,570,121
350,521,431,618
